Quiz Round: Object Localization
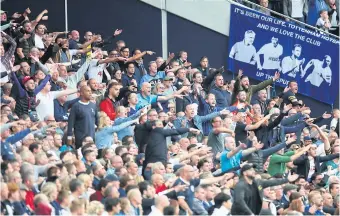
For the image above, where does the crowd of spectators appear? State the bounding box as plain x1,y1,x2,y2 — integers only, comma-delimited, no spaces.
0,2,339,216
237,0,339,36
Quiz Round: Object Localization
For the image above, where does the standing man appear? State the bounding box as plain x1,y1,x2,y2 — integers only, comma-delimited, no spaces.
67,86,98,149
283,0,308,23
232,70,279,104
209,74,231,107
231,164,299,215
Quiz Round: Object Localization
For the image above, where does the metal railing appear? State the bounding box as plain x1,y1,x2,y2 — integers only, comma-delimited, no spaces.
227,0,340,40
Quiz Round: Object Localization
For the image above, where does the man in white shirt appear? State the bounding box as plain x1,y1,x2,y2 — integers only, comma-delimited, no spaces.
229,30,257,65
34,24,46,52
36,81,78,121
256,37,283,71
148,195,169,216
281,44,305,78
302,55,332,87
87,49,126,84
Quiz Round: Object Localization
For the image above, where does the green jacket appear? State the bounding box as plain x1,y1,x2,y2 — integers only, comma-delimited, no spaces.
268,151,294,176
232,77,274,104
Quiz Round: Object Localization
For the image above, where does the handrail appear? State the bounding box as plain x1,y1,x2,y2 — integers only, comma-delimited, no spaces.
226,0,340,40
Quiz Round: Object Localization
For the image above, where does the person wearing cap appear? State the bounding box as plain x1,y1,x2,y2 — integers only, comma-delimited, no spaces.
10,68,50,118
231,164,299,215
281,184,299,209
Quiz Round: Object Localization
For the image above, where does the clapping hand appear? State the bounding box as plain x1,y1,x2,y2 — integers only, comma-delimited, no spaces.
283,104,293,113
273,71,280,81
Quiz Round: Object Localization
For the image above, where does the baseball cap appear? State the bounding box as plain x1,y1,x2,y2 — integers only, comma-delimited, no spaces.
21,76,34,85
283,184,298,194
0,10,6,14
163,76,173,81
240,164,256,175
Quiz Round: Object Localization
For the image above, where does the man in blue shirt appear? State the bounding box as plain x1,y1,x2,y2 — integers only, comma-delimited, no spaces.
136,82,183,110
220,136,261,172
139,61,165,87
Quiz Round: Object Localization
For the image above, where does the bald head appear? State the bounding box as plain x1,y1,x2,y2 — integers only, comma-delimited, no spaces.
80,86,92,101
155,195,170,209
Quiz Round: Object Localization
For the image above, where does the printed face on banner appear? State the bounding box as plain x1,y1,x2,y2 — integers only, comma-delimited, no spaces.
228,5,340,105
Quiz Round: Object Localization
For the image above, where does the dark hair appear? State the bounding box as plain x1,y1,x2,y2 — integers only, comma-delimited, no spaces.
193,71,202,79
69,179,83,193
310,172,322,182
214,192,231,208
126,184,138,194
122,135,133,146
104,82,120,98
120,46,129,52
289,192,302,202
330,182,339,191
163,206,176,215
197,159,209,170
29,143,39,152
47,166,59,179
104,198,120,212
97,179,109,191
115,146,127,156
120,174,132,188
288,80,297,86
138,181,152,195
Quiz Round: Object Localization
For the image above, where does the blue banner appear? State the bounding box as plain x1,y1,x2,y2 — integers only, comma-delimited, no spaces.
228,5,340,105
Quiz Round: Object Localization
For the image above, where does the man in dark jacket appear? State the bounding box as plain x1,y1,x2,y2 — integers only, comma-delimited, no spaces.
231,164,299,215
293,143,339,181
143,120,200,168
254,104,292,149
209,74,231,107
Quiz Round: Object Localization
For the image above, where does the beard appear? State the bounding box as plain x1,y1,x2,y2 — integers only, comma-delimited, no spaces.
247,175,255,180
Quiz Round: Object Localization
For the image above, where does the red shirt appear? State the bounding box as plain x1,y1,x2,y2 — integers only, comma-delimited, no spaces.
155,184,167,194
25,190,35,210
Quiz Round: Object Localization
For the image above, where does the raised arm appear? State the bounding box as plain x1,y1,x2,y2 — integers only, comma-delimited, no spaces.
245,114,271,131
309,124,331,154
1,32,17,67
33,75,51,94
53,89,78,99
10,72,26,97
31,9,48,28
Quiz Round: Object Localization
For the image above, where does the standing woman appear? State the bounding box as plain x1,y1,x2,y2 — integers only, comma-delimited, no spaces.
197,56,209,77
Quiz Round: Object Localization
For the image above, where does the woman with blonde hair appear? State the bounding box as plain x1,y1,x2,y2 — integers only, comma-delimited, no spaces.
119,197,134,215
41,182,61,215
87,201,105,215
77,173,95,200
95,111,138,150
